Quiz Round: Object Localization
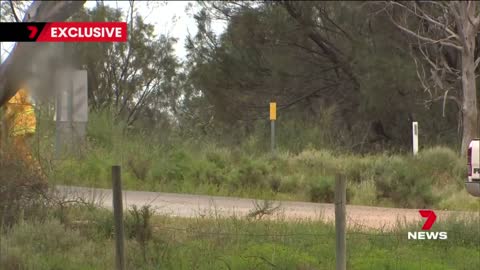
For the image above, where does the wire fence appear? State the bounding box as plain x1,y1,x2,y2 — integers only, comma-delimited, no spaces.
0,186,479,269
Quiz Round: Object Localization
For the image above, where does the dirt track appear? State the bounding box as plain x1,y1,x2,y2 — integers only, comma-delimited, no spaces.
56,185,478,230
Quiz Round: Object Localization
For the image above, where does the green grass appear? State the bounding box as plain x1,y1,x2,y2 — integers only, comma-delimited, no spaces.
1,206,479,270
34,111,480,211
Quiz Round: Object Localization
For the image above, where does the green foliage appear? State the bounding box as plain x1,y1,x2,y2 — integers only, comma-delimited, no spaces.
86,110,125,150
415,146,465,186
370,147,467,208
68,4,182,127
308,176,335,203
183,1,462,151
236,158,270,188
186,2,363,145
373,156,438,208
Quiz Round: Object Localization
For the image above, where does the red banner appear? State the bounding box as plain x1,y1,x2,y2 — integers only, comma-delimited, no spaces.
0,22,127,42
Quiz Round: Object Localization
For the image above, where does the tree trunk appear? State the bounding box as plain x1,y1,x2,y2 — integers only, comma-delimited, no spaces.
0,1,85,106
460,26,478,155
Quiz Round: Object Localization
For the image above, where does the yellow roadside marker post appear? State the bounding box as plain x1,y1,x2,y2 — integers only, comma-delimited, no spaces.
270,102,276,154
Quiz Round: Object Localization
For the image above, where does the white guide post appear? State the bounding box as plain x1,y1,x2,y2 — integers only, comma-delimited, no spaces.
412,121,419,155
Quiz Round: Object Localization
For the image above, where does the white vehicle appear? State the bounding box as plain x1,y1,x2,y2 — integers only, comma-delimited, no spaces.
466,139,480,197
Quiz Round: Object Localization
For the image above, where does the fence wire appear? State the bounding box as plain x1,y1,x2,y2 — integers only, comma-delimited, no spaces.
1,209,479,270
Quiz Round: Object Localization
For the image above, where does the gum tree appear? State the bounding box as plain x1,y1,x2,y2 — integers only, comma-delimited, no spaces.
384,1,480,154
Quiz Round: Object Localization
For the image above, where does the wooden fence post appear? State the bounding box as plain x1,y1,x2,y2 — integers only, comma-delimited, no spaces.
335,174,347,270
112,165,126,270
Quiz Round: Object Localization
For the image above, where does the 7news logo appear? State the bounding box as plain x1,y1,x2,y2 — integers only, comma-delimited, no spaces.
407,210,448,240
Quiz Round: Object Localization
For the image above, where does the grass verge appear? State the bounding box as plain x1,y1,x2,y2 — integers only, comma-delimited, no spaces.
1,205,478,270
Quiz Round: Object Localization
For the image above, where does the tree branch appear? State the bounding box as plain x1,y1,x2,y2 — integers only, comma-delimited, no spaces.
425,93,461,112
475,56,480,70
387,14,462,50
0,1,86,106
9,0,20,22
390,1,458,39
448,1,470,49
282,1,359,90
465,1,479,29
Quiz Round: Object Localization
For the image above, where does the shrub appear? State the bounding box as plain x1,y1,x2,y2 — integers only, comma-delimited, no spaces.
308,176,335,203
0,218,112,270
87,110,125,150
293,149,338,176
0,149,48,228
416,146,463,186
126,205,154,262
82,204,155,242
91,210,115,239
127,156,151,181
351,179,377,206
53,150,111,187
236,158,271,188
276,175,300,193
417,147,459,173
126,205,154,242
268,175,281,193
192,161,225,187
203,145,230,169
165,149,192,182
7,219,82,253
342,155,377,184
373,157,438,208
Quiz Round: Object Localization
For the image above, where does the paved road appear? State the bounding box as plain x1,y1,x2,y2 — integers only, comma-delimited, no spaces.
55,185,476,230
